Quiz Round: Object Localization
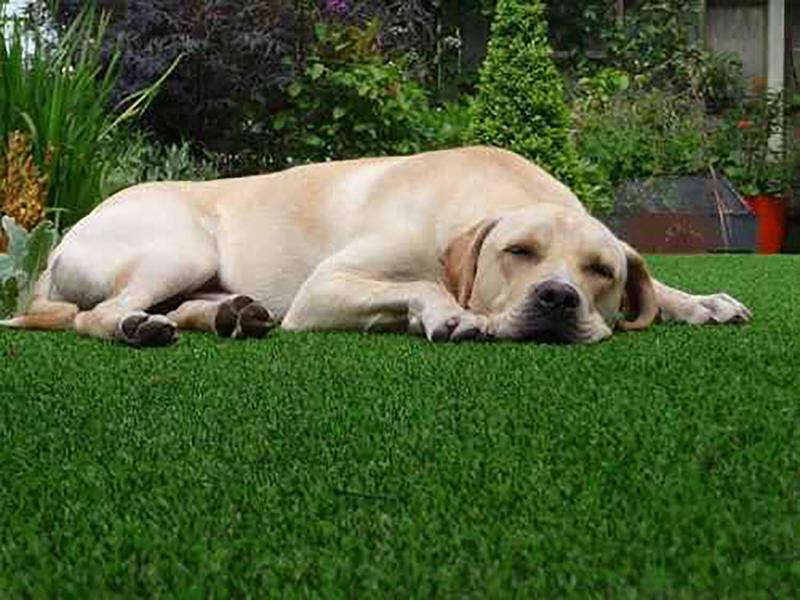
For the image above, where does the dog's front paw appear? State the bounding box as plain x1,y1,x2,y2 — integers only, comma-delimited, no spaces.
666,292,752,325
695,293,752,324
424,310,492,342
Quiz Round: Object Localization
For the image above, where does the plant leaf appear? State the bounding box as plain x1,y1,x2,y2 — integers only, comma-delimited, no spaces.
21,221,57,284
273,113,288,130
15,221,57,314
0,277,19,320
308,63,325,81
0,254,14,281
288,81,303,98
1,216,29,270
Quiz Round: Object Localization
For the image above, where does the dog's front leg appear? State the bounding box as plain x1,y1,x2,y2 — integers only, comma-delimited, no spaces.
653,280,751,325
282,267,493,341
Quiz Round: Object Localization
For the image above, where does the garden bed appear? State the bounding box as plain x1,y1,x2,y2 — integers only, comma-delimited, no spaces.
1,255,798,596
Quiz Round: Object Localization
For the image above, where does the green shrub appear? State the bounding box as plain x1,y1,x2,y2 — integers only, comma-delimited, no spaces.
419,99,473,150
272,21,434,165
708,93,798,198
0,2,174,227
573,85,705,186
53,1,438,164
467,0,603,210
101,129,220,197
693,50,746,113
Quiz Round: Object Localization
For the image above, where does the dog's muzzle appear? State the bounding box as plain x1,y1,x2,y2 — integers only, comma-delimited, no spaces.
532,280,580,316
508,280,585,344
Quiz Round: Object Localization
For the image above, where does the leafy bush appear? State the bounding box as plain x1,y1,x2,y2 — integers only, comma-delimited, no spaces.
692,51,746,113
272,20,435,164
0,2,172,227
51,1,438,168
101,129,220,197
576,3,747,116
602,1,701,86
467,0,601,209
49,0,301,159
419,99,473,150
319,0,438,74
709,93,798,198
573,86,705,186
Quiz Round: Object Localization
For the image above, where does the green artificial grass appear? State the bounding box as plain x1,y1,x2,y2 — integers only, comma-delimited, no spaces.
1,255,798,596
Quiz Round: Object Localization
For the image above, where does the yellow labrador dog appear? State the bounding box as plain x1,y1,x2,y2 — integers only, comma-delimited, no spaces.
2,146,750,346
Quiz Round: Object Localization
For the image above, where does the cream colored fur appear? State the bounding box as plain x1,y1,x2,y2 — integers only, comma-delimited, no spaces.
1,146,750,345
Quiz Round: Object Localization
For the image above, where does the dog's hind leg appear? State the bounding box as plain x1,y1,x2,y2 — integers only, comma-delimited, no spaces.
166,293,275,339
73,252,218,346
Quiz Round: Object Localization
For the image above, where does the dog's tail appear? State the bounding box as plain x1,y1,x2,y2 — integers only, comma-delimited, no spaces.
0,299,79,331
0,296,79,331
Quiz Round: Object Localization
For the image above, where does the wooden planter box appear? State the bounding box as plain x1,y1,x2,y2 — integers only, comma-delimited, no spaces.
601,177,757,254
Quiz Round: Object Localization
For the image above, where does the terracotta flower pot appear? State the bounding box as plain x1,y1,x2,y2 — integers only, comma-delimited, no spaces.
743,195,787,254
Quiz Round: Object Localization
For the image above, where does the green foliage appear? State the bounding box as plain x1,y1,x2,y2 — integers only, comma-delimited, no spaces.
574,67,631,108
0,2,176,227
0,215,57,318
271,21,436,164
691,50,746,113
572,74,792,203
101,129,220,197
52,1,438,166
467,0,603,211
419,99,473,150
709,93,798,198
550,2,743,115
573,84,705,186
603,1,702,85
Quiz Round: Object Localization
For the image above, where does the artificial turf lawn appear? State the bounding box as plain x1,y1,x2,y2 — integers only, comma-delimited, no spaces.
0,255,798,596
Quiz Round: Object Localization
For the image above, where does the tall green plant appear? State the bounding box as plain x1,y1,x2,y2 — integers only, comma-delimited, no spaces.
0,2,176,227
467,0,603,210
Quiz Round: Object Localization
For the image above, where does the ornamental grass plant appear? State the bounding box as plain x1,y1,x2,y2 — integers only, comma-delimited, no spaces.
0,1,174,228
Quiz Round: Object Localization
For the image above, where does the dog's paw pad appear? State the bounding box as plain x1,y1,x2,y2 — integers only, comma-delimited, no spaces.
120,313,149,340
215,296,275,339
427,316,459,342
215,296,253,337
450,313,491,342
425,312,490,343
236,302,275,339
120,313,178,347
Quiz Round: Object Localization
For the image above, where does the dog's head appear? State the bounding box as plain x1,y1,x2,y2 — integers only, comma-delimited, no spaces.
443,205,657,344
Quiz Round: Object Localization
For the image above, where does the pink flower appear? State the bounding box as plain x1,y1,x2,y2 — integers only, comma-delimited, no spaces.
325,0,350,15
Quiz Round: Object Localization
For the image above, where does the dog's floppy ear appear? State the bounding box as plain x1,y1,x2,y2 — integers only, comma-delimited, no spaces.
442,218,499,308
617,242,659,331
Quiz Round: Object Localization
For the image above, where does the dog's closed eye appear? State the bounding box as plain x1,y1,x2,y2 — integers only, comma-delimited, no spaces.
505,245,537,258
586,262,615,280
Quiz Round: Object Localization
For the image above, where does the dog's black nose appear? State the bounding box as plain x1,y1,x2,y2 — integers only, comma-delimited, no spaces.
533,281,580,313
